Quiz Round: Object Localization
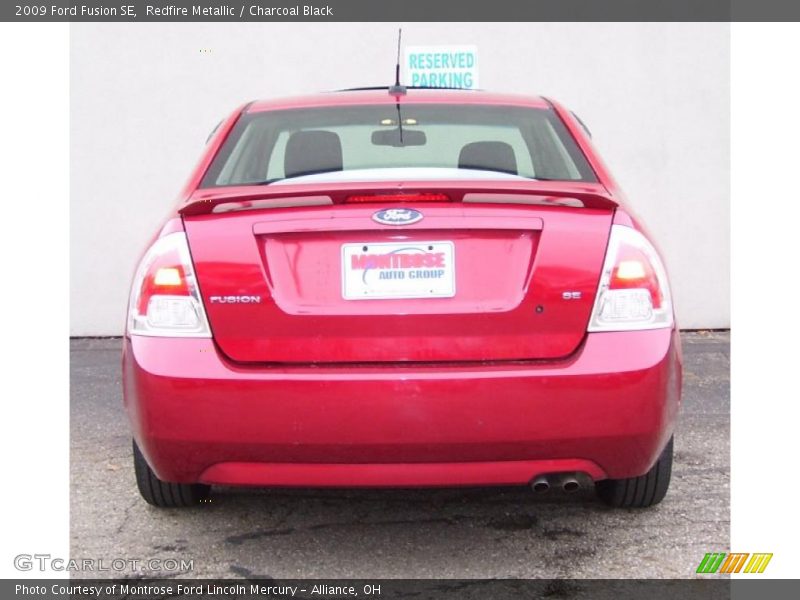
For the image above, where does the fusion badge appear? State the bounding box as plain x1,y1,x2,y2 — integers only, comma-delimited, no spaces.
209,295,261,304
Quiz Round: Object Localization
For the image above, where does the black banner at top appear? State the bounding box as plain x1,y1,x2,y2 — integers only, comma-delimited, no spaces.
3,0,800,22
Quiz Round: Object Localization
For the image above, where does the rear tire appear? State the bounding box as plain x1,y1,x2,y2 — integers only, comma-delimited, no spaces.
133,440,210,507
596,436,673,508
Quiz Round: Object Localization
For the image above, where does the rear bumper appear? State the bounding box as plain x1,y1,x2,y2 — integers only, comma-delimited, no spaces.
123,329,682,486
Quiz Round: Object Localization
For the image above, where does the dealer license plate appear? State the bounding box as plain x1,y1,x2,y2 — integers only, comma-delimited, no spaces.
341,241,456,300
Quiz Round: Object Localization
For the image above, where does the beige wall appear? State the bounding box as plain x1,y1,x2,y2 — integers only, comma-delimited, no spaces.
70,22,729,335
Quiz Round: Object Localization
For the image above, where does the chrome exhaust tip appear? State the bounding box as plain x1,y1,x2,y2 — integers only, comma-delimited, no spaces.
531,476,550,493
562,478,580,493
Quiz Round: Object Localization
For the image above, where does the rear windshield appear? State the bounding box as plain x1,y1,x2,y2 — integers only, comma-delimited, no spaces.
201,104,597,187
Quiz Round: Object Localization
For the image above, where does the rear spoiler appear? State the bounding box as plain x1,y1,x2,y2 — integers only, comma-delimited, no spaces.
178,180,619,216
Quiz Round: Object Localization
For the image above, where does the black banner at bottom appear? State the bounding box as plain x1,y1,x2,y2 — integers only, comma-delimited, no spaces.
4,579,798,600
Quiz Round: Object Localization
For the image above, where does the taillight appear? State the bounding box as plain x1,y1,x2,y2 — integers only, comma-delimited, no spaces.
588,225,674,331
127,232,210,337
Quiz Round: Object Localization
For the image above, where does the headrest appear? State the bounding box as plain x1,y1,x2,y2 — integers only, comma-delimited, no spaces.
458,141,518,175
284,130,343,179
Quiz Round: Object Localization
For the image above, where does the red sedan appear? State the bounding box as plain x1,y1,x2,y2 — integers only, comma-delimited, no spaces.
124,88,681,508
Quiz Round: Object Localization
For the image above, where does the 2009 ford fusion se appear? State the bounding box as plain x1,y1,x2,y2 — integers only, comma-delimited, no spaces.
123,87,681,509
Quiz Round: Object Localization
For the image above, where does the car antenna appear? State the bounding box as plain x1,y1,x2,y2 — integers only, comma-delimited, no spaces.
388,28,406,96
388,28,406,145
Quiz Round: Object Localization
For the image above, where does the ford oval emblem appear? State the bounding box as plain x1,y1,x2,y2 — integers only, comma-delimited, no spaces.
372,208,423,226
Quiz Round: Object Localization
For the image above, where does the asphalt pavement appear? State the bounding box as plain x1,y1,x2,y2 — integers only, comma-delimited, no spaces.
70,332,729,579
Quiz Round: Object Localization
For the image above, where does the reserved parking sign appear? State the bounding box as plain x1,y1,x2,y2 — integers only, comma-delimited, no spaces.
404,45,479,89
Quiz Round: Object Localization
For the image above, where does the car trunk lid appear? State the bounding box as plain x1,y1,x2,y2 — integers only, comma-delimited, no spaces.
182,181,615,364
